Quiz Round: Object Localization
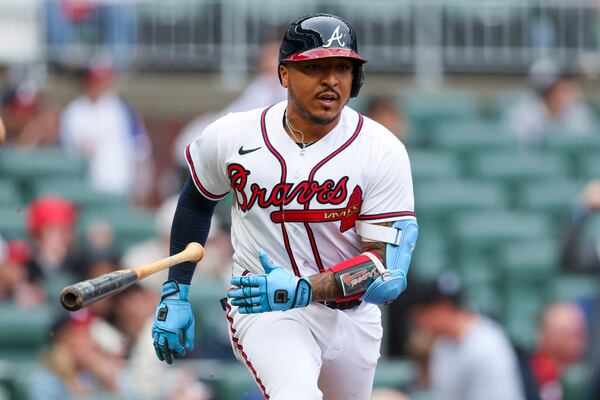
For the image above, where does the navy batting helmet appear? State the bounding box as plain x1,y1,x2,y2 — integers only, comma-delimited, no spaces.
279,14,367,98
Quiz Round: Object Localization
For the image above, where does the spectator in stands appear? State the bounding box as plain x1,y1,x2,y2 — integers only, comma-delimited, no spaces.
0,235,44,307
560,179,600,399
503,59,595,148
405,274,525,400
28,308,137,399
519,303,587,400
59,58,153,201
26,195,79,288
46,0,137,71
0,81,60,148
365,95,408,142
561,179,600,274
110,284,212,400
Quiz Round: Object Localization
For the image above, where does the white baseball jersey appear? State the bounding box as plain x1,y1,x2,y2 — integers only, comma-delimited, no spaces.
185,100,415,277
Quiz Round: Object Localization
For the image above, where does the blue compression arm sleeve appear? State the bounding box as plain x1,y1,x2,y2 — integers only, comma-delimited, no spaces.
168,177,218,284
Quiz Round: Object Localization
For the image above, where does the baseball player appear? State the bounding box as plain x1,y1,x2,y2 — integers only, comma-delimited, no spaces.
152,13,418,400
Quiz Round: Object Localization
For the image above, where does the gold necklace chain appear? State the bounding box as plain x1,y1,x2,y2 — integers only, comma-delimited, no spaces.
284,110,307,149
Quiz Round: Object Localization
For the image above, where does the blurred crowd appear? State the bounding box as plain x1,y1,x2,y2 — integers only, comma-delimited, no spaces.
1,6,600,398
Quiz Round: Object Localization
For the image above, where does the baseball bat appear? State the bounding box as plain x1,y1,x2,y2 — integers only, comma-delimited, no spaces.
60,242,205,312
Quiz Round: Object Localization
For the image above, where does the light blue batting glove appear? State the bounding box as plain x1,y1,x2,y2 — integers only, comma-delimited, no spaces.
228,249,312,313
152,281,195,364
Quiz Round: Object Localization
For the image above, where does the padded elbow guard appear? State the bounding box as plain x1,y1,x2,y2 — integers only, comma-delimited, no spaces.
358,219,419,305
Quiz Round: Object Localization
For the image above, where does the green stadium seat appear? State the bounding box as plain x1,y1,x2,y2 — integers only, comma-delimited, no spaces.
485,90,528,119
0,304,52,361
189,279,228,335
470,152,569,186
78,207,156,252
430,121,517,153
542,133,600,157
411,231,450,281
415,180,509,219
503,286,546,348
562,364,592,400
31,179,128,211
452,210,552,250
578,154,600,179
551,274,599,303
373,359,416,388
401,91,478,145
402,91,477,121
409,150,462,181
0,207,27,240
0,148,86,185
211,361,257,400
498,239,559,282
0,180,22,207
515,180,583,219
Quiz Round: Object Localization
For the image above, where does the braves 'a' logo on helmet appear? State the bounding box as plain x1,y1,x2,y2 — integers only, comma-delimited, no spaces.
323,26,346,48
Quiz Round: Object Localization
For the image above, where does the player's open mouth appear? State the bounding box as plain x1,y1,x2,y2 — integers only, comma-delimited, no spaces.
316,92,338,105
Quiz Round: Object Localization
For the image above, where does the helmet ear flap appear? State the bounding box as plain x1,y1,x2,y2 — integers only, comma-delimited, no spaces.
351,63,364,98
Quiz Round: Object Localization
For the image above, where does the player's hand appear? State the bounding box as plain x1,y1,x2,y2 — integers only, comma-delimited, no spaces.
228,249,312,313
152,281,195,364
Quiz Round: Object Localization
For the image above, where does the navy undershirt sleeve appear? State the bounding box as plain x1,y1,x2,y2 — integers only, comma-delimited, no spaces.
168,177,218,284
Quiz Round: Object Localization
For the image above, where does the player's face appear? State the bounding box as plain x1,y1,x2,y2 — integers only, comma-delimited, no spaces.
281,58,354,125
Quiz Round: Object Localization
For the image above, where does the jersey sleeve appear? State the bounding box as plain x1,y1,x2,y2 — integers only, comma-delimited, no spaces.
359,143,415,222
184,119,231,201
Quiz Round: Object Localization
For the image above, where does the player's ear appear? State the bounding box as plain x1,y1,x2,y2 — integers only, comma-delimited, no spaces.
279,65,289,88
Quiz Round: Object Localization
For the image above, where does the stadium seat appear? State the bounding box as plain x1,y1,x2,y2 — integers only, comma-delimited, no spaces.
0,304,53,361
542,133,600,157
430,120,517,153
469,152,569,187
0,207,27,240
411,229,450,281
498,239,559,282
578,154,600,179
551,274,599,303
0,148,86,185
373,359,416,388
189,279,228,337
31,178,128,211
503,286,546,348
409,150,462,181
78,207,156,252
0,180,22,207
415,180,509,219
516,180,584,219
400,91,478,145
562,363,592,400
452,210,552,251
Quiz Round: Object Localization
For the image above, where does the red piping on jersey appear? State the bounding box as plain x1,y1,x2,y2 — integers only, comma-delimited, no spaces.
303,113,364,272
225,302,270,399
185,144,229,200
260,106,301,276
358,211,416,220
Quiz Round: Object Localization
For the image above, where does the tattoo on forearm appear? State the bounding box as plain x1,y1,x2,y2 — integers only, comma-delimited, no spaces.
309,271,341,302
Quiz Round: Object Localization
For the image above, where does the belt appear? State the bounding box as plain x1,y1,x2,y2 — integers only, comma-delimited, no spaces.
221,298,362,311
320,299,362,310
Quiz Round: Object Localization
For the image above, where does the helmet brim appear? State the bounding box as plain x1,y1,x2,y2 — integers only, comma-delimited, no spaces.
284,48,367,63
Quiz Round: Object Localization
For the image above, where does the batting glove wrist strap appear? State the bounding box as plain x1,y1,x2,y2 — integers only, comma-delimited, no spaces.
228,248,312,314
161,280,190,301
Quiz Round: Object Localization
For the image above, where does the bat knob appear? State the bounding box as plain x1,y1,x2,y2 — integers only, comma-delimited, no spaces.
60,286,83,311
